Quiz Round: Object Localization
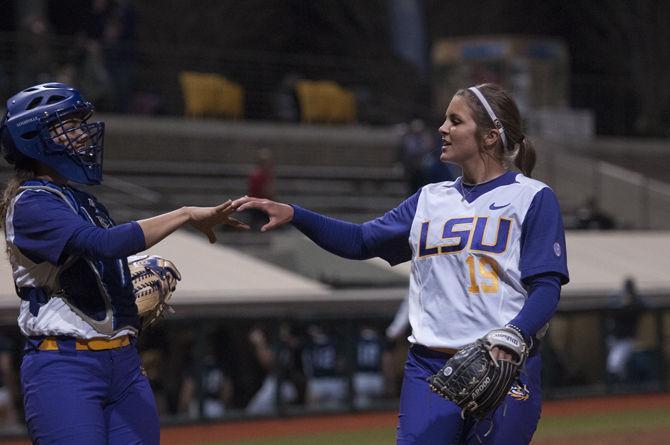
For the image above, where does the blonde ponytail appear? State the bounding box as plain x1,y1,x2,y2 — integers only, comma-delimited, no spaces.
0,169,34,228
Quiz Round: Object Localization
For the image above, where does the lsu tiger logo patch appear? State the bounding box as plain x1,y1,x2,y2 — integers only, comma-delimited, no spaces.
508,383,530,401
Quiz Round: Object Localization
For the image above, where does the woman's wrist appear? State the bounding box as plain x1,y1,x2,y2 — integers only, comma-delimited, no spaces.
506,323,533,350
182,206,195,223
289,204,305,224
285,203,295,222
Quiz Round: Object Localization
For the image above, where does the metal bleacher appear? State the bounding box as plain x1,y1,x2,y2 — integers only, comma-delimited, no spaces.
73,115,407,241
94,159,407,225
1,113,668,234
532,138,670,230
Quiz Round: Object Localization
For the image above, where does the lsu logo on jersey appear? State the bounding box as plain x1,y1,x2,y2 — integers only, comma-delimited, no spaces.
508,383,530,401
418,216,512,257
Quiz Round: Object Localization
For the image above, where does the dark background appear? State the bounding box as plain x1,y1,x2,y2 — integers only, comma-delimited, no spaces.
2,0,669,136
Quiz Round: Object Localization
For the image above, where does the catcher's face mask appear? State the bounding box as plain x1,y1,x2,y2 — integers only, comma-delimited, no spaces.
42,106,105,184
1,83,105,185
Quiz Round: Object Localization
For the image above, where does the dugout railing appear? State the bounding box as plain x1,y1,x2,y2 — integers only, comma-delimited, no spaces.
141,300,670,420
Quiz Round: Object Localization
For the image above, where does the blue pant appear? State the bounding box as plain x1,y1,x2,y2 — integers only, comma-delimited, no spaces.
21,339,159,445
397,345,542,445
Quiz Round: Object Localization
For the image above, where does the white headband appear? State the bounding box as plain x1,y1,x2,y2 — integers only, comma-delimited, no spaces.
468,86,508,150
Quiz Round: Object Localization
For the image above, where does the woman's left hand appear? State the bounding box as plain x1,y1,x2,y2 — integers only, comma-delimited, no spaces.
490,346,513,362
188,200,249,243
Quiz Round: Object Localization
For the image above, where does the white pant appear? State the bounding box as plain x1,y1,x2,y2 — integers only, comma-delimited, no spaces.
306,377,347,409
607,337,635,378
353,372,384,408
246,375,298,415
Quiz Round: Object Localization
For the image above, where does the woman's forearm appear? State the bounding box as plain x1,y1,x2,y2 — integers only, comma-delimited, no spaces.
137,207,192,248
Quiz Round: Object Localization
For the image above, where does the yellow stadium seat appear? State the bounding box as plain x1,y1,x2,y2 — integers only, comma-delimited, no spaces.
295,80,356,123
179,71,244,119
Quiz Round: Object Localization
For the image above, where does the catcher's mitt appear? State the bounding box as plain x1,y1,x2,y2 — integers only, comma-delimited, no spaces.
427,327,528,420
128,255,181,328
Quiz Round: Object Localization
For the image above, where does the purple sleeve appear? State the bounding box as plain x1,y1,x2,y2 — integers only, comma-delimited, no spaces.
290,206,370,259
360,190,420,265
290,190,420,265
11,191,91,265
64,221,146,259
11,191,145,265
519,188,569,284
508,273,561,339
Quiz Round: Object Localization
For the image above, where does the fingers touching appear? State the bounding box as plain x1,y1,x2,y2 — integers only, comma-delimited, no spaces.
231,196,265,212
189,196,291,243
231,196,294,231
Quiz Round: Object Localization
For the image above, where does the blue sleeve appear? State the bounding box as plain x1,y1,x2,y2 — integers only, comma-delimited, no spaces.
11,191,90,265
361,190,420,265
290,206,371,259
11,191,145,265
508,273,561,339
519,188,569,284
64,221,146,260
290,190,420,265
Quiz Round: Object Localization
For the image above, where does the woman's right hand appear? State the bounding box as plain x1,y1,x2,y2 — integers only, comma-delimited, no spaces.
139,201,248,248
231,196,294,232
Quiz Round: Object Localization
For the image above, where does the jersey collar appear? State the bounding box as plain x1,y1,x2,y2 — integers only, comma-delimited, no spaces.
452,170,519,203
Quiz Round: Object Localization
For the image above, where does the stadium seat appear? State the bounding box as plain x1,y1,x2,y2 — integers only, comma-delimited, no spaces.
179,71,244,119
295,80,356,123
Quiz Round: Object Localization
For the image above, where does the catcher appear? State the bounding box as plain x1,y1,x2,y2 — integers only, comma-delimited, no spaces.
0,83,247,444
233,83,569,444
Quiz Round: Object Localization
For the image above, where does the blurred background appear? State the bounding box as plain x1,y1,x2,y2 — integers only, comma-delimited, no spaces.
1,0,670,442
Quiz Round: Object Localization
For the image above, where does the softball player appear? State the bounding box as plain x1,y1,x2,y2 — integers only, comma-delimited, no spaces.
0,83,244,444
233,83,569,444
303,325,347,409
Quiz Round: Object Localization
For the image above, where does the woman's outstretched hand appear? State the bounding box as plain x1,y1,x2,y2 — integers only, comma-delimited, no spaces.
188,200,249,243
231,196,294,232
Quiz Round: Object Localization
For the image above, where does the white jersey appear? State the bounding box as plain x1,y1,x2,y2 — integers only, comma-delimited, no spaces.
355,171,569,349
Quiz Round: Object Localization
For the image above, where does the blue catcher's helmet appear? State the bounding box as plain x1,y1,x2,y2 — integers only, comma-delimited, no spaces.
0,83,105,185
